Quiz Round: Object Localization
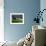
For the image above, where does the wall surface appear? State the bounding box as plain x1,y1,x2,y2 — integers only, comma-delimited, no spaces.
4,0,40,42
40,0,46,27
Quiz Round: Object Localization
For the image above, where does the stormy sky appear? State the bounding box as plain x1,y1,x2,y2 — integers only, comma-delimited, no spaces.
12,15,22,19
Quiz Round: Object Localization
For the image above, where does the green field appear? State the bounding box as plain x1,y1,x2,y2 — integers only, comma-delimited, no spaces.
12,18,22,23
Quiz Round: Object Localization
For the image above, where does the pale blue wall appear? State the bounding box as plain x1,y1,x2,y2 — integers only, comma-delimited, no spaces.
40,0,46,27
4,0,40,42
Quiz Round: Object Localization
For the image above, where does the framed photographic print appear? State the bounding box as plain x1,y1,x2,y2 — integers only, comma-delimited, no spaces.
10,13,24,24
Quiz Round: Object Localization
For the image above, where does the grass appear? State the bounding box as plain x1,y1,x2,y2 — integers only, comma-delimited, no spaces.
12,18,22,23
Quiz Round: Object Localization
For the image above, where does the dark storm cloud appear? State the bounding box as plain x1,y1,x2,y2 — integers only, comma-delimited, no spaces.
12,15,22,19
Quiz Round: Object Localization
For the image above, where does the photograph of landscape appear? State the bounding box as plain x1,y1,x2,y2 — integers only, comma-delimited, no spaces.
10,13,24,24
